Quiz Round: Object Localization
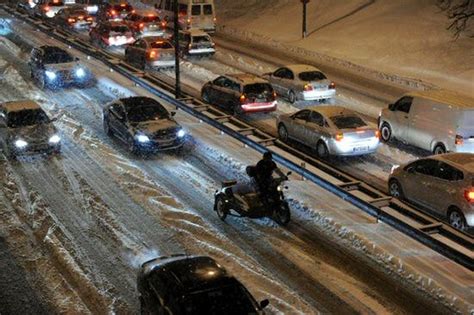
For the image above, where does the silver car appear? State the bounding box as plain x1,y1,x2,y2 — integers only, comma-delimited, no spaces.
277,106,380,158
389,153,474,231
124,37,175,69
262,64,336,103
0,100,61,159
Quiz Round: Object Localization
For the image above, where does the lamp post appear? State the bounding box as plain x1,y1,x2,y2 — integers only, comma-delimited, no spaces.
301,0,310,38
173,0,181,99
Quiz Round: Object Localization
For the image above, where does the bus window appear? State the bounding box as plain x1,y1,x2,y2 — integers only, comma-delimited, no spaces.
203,4,213,15
178,3,187,15
192,5,201,16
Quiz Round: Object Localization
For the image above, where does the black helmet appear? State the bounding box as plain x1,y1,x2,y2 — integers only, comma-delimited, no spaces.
263,151,272,160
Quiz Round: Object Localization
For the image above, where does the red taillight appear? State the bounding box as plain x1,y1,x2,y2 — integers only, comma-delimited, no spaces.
149,50,157,59
272,91,277,99
161,21,167,28
213,17,217,22
464,189,474,202
131,9,136,13
375,130,380,139
44,5,50,11
78,15,84,20
455,134,464,145
139,22,144,29
329,82,336,89
239,94,247,104
303,84,313,91
335,133,344,141
110,9,116,15
68,18,76,23
87,17,93,22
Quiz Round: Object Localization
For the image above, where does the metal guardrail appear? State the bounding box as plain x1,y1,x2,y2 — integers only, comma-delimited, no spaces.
2,4,472,270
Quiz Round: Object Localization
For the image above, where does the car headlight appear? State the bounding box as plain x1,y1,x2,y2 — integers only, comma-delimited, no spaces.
15,139,28,149
136,134,150,143
49,134,61,144
75,68,86,78
45,70,57,81
277,185,283,192
177,129,186,138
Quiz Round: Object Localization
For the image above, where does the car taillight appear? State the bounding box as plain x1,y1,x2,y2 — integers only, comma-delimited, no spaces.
149,50,157,59
239,94,247,104
44,5,50,11
303,84,313,91
464,189,474,202
87,17,93,22
187,18,191,24
375,130,380,139
455,134,464,145
335,133,344,141
272,91,277,99
188,43,192,49
131,9,136,13
110,9,116,15
139,22,144,29
329,82,336,89
78,15,84,20
161,21,167,28
68,18,76,23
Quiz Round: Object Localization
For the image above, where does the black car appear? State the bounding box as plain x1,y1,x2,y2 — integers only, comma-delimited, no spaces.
137,255,268,315
28,45,94,89
201,73,277,115
102,96,187,153
96,2,134,22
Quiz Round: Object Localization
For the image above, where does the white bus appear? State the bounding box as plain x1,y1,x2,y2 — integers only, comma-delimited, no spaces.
155,0,216,33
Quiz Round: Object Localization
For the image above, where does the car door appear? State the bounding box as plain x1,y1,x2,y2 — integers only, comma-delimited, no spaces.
401,159,438,208
29,48,44,80
207,76,226,104
428,161,464,215
269,68,286,94
108,103,128,141
304,110,326,147
288,110,311,141
390,96,413,142
279,68,295,94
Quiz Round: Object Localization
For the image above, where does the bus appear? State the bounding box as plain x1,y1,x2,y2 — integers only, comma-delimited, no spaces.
155,0,216,34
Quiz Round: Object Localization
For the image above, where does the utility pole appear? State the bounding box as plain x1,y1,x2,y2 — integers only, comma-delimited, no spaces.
173,0,181,99
301,0,310,38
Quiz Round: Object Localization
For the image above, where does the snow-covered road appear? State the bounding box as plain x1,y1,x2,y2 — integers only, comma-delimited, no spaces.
0,9,472,315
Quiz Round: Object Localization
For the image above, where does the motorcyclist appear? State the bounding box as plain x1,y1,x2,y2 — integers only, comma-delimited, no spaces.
255,151,281,206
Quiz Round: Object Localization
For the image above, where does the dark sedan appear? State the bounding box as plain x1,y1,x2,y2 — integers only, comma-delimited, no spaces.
137,255,269,314
102,96,186,153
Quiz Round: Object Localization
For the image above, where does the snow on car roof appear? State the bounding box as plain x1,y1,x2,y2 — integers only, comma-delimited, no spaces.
1,100,41,112
308,105,357,117
186,29,209,36
433,153,474,172
226,73,268,85
286,64,321,73
407,89,474,109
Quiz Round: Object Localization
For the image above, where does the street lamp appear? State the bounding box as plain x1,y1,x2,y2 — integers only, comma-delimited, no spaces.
301,0,310,38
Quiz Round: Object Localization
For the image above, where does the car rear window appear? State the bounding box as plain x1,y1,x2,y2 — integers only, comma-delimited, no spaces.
48,0,64,6
330,115,366,129
142,16,160,23
110,25,130,33
192,5,201,16
193,36,211,44
7,109,49,127
113,4,133,12
150,41,173,49
243,83,273,95
298,71,327,81
203,4,213,15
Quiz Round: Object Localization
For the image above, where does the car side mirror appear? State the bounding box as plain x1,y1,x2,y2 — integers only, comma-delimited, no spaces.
388,103,395,111
259,299,269,309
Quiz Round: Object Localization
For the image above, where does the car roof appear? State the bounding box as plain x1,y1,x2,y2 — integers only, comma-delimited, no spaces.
133,9,159,17
225,73,268,85
39,45,69,55
431,153,474,173
185,29,210,36
1,100,41,112
285,64,321,73
405,89,474,109
142,36,170,44
119,96,165,111
142,255,234,293
307,105,358,117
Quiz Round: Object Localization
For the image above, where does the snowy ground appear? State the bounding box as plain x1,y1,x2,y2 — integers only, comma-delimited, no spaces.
0,7,472,315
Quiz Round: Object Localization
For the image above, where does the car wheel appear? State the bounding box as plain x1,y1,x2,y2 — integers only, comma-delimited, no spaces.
127,135,138,154
448,208,467,231
201,90,209,103
288,90,296,104
278,124,289,142
316,141,329,159
433,143,446,155
215,195,228,221
380,123,392,142
103,117,113,136
388,179,404,199
274,201,291,226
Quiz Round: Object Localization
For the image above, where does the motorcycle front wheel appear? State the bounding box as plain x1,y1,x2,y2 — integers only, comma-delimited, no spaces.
274,201,290,226
215,195,228,221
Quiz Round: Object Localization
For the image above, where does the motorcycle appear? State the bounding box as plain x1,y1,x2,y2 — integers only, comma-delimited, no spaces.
213,167,292,226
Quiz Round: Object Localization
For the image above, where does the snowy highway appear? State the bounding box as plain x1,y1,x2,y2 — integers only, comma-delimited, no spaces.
0,6,473,315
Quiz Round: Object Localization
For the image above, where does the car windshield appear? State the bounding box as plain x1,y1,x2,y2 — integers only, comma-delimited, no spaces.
298,71,327,81
43,51,74,64
193,36,211,44
142,16,160,23
150,41,173,49
181,284,257,314
243,83,273,95
330,115,366,129
7,109,49,128
110,25,130,33
127,105,169,122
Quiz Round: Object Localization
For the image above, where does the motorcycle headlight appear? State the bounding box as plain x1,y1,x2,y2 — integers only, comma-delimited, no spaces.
49,134,61,144
277,185,283,192
136,134,150,143
45,70,57,81
15,139,28,149
75,68,86,78
177,129,186,138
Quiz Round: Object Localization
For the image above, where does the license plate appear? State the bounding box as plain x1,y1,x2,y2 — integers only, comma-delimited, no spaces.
353,146,368,152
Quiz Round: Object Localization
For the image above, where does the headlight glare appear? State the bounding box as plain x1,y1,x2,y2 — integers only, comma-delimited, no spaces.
277,185,283,192
177,129,186,138
45,70,57,80
136,134,150,143
76,68,86,78
49,134,61,144
15,139,28,149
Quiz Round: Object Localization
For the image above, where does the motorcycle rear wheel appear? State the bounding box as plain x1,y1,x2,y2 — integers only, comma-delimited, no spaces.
215,195,228,221
274,202,290,226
